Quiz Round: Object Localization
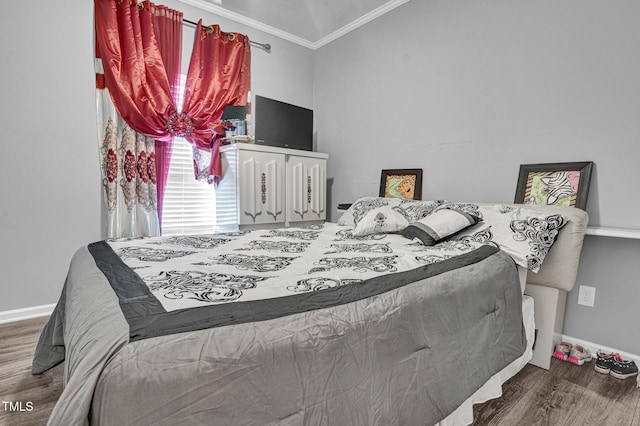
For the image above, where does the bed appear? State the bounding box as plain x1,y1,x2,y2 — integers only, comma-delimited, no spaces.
33,199,588,425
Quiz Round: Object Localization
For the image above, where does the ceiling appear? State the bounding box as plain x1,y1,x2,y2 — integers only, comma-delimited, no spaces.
178,0,410,49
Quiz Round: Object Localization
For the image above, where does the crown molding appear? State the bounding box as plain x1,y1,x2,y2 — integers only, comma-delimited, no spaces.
178,0,410,50
313,0,410,49
177,0,315,49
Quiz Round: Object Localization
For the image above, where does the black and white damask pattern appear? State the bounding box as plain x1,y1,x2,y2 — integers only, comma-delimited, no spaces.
510,214,568,272
459,228,497,246
106,222,491,311
152,235,232,249
261,229,320,240
334,228,387,241
395,200,444,222
214,230,249,237
499,205,516,214
324,243,393,254
198,254,298,272
310,256,398,274
236,240,310,253
287,277,363,293
117,246,196,262
408,240,477,252
433,240,478,251
413,239,480,263
438,202,483,219
415,254,455,265
145,271,267,303
302,223,325,231
371,211,390,233
351,198,394,225
447,203,569,272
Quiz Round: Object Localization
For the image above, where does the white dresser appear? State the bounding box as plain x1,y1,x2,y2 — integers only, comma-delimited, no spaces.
216,143,328,231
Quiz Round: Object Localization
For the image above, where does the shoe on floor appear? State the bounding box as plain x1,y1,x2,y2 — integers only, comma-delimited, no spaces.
610,353,639,380
594,351,614,374
568,344,593,366
552,341,572,361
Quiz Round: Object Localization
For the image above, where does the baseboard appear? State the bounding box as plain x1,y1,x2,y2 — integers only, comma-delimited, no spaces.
0,304,55,325
561,334,640,365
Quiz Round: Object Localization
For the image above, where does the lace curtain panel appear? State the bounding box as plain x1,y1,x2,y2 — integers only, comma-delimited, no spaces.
97,90,160,238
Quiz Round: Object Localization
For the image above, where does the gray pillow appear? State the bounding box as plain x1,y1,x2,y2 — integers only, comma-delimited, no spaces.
401,209,482,245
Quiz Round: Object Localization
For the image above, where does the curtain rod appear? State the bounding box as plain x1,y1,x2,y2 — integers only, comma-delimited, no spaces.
183,19,271,53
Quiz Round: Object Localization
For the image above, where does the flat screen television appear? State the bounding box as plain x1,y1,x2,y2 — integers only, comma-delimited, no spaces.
254,95,313,151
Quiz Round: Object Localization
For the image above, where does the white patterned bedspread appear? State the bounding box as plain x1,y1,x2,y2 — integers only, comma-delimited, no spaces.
107,222,486,312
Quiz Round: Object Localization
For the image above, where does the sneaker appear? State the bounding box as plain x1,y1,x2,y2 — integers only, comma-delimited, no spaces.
552,341,572,361
610,353,639,380
594,351,614,374
568,345,592,366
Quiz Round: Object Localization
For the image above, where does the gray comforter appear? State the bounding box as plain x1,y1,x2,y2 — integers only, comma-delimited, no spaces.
34,224,526,425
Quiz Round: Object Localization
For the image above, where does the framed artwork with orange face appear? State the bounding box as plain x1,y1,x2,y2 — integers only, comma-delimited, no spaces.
379,169,423,200
514,161,593,210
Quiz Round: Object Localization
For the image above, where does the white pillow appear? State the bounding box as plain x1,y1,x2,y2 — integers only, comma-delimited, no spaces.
337,197,402,227
401,209,482,245
447,203,569,273
338,197,447,227
351,205,409,237
393,199,447,222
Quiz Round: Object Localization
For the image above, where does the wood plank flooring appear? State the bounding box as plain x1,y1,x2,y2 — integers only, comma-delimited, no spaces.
472,356,640,425
1,316,639,425
0,316,62,426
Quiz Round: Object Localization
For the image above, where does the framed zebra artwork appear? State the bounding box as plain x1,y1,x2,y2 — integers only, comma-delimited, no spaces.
514,161,594,210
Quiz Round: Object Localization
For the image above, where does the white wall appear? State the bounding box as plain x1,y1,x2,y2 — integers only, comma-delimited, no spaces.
0,1,100,313
314,0,640,354
0,0,314,314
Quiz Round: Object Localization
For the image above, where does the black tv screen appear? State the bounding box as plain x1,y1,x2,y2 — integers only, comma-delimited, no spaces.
255,95,313,151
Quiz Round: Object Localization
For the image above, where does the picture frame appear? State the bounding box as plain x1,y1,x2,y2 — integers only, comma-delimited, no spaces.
379,169,423,200
514,161,594,210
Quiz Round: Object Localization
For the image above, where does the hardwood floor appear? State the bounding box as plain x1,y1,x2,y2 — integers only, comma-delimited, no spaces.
0,316,62,426
1,316,639,425
473,357,640,425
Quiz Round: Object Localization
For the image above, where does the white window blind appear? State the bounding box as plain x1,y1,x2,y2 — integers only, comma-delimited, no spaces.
161,75,217,235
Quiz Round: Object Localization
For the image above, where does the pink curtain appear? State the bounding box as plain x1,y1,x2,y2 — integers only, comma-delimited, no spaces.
183,21,251,182
94,0,178,141
94,1,252,233
150,3,183,232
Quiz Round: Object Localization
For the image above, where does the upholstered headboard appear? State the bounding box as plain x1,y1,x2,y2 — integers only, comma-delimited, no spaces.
476,203,589,292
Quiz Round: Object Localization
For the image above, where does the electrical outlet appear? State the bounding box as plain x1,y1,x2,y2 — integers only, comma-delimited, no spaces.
578,285,596,307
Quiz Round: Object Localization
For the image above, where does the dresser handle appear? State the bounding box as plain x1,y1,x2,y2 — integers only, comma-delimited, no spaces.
261,173,266,204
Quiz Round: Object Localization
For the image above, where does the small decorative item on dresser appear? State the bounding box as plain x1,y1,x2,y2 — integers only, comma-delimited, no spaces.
379,169,423,200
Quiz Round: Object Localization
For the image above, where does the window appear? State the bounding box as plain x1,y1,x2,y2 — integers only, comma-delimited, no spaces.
161,75,217,235
161,137,217,235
